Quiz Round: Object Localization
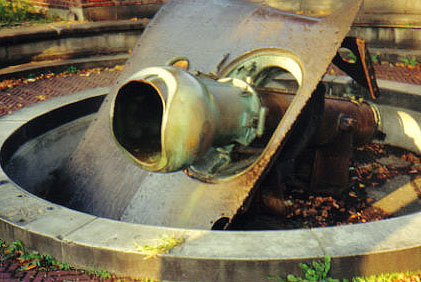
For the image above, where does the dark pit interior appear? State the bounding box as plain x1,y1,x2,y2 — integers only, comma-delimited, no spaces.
112,81,163,164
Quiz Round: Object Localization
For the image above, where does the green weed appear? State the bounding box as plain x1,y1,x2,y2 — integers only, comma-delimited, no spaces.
135,234,185,259
267,256,421,282
409,57,418,67
82,267,112,280
65,65,79,74
0,240,72,271
268,256,348,282
400,57,410,66
399,57,418,67
1,240,24,261
353,272,420,282
27,73,36,79
370,55,379,64
3,239,420,282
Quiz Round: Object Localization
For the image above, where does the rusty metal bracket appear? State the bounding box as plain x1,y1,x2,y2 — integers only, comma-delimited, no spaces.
332,37,380,100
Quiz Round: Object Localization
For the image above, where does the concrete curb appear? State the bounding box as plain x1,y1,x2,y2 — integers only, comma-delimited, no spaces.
2,17,421,71
0,20,147,68
0,54,129,80
0,81,421,281
0,20,148,45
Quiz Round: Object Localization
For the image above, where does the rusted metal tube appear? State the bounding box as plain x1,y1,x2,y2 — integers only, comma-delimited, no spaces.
257,88,378,146
259,88,379,197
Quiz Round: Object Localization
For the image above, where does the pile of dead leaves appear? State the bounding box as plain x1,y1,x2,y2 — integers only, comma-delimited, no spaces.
353,144,420,187
282,144,420,229
282,193,389,228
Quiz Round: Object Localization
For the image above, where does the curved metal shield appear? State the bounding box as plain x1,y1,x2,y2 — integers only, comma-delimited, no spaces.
61,0,363,229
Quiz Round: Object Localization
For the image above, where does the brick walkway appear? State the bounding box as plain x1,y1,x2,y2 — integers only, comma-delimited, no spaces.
0,61,420,282
1,62,421,118
374,63,421,84
0,259,137,282
329,62,421,85
0,67,122,118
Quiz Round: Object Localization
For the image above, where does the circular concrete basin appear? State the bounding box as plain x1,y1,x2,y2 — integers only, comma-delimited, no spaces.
0,77,420,281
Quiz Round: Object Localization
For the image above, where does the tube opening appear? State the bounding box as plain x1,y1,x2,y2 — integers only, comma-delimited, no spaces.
112,81,163,165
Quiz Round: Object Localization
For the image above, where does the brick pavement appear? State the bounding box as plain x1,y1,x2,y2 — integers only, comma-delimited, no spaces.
329,62,421,85
1,62,420,118
0,258,139,282
0,67,122,118
374,63,421,84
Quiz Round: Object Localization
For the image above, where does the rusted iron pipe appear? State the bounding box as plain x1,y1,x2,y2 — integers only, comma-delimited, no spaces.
257,88,378,147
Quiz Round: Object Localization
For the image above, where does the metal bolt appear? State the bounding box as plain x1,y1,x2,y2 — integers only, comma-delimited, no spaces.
339,115,357,131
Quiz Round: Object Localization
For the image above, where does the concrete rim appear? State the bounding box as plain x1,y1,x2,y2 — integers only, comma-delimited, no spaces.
0,20,147,71
0,79,420,282
0,20,148,45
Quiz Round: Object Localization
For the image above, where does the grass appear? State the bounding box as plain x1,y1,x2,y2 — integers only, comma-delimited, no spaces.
2,238,421,282
0,0,62,27
0,239,71,271
0,239,109,279
81,267,112,280
0,238,181,280
269,271,421,282
399,56,419,67
135,234,185,260
353,272,421,282
371,55,379,64
65,65,79,74
267,256,421,282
